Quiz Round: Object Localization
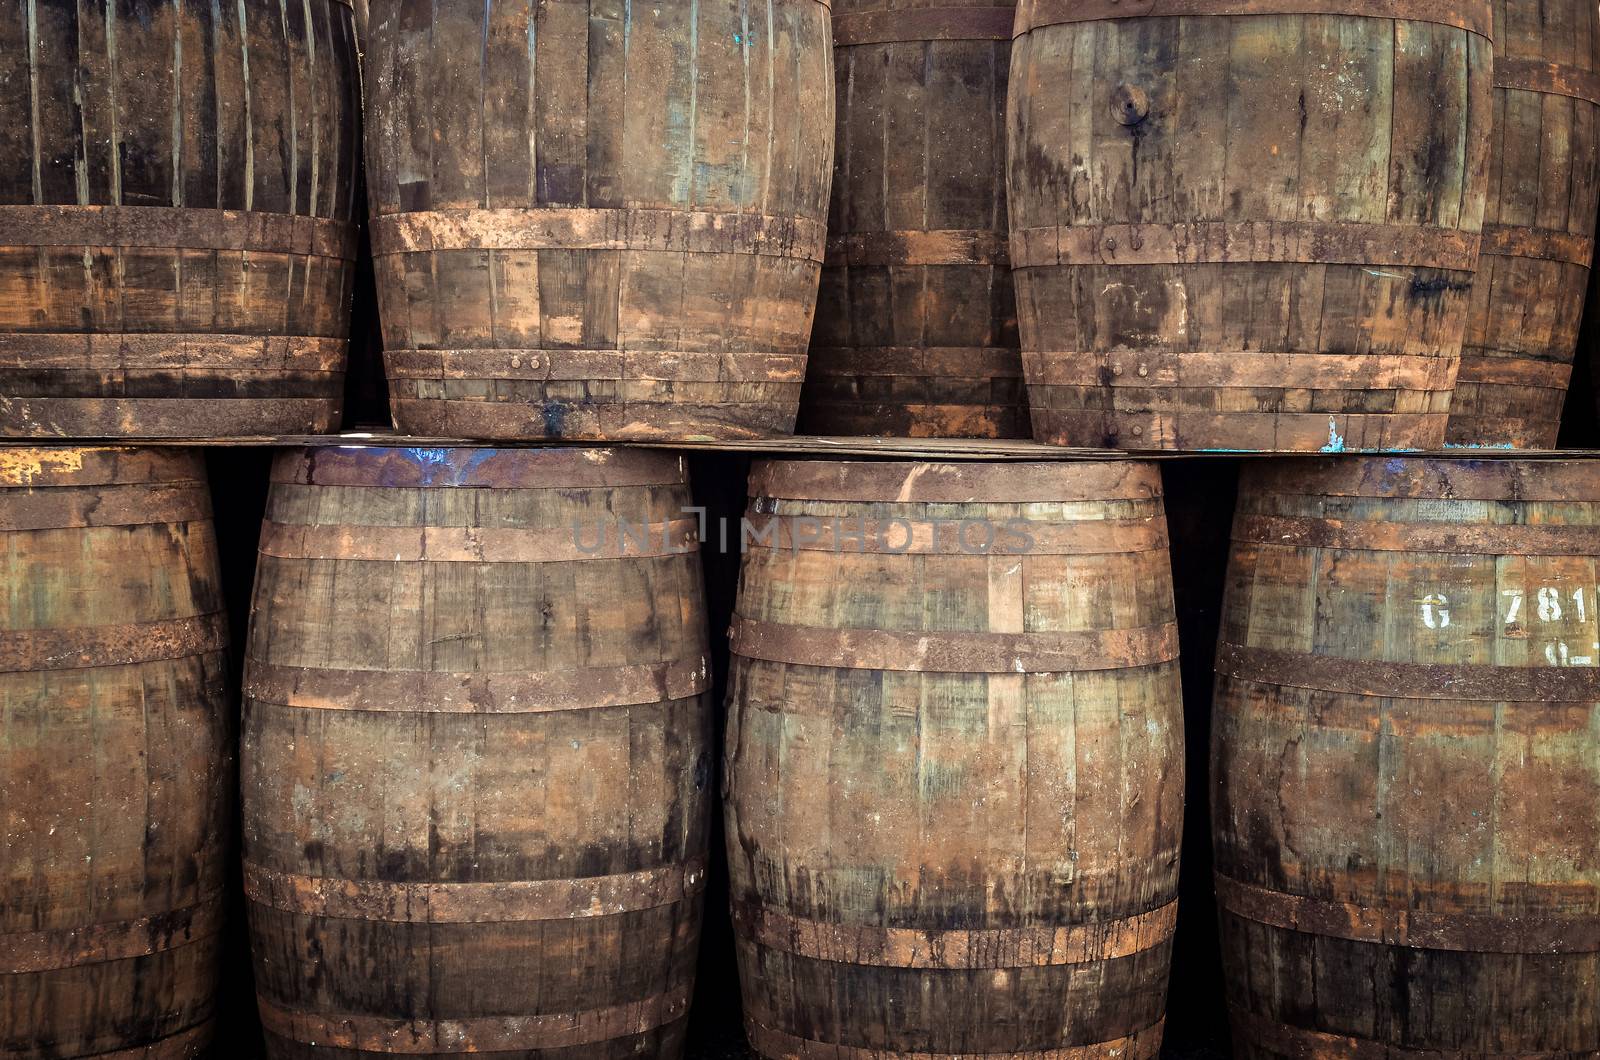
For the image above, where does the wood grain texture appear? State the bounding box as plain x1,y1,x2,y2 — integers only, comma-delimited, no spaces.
799,0,1027,439
0,0,362,438
1446,0,1600,448
725,459,1183,1058
241,446,712,1058
1214,457,1600,1057
0,447,229,1058
1007,2,1493,452
364,0,836,442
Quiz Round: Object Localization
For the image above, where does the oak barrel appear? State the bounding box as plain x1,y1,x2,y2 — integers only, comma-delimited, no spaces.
799,0,1027,439
1007,0,1493,451
1446,0,1600,448
364,0,835,441
0,447,229,1057
242,446,712,1057
0,0,362,438
726,459,1183,1058
1214,457,1600,1056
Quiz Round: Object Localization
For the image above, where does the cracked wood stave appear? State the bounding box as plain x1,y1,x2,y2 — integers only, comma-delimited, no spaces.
0,0,362,438
1006,0,1493,451
1445,0,1600,448
725,459,1183,1058
799,0,1028,439
363,0,835,441
241,446,712,1058
0,447,230,1058
1213,456,1600,1057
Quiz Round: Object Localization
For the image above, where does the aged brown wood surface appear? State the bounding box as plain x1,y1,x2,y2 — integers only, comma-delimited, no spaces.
799,0,1027,439
364,0,835,442
242,446,712,1057
1446,0,1600,448
0,447,229,1057
725,459,1183,1058
1214,457,1600,1057
0,0,362,439
1007,0,1493,452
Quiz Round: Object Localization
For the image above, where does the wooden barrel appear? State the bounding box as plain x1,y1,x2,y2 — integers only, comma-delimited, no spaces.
0,447,229,1057
1007,0,1493,452
0,0,362,438
1446,0,1600,448
798,0,1026,439
726,459,1183,1058
364,0,835,441
1214,457,1600,1057
242,446,712,1057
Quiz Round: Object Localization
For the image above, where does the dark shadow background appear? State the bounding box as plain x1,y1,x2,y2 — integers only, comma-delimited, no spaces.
195,229,1600,1054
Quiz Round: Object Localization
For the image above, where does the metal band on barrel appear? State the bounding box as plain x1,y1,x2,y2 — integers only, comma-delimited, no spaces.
1478,223,1596,267
834,6,1014,45
808,346,1024,379
244,657,710,713
744,1019,1167,1060
257,518,699,562
1216,643,1600,702
94,1021,217,1060
244,859,706,923
270,447,689,489
826,229,1010,267
1231,513,1600,555
740,512,1167,555
0,484,211,531
1215,874,1600,954
1454,355,1574,389
1009,221,1479,271
0,896,224,974
1,205,357,258
383,348,808,383
748,460,1161,503
1014,0,1491,37
1494,57,1600,104
0,613,228,673
370,208,827,263
1023,351,1456,391
731,616,1178,673
735,900,1177,967
255,986,692,1052
0,334,348,373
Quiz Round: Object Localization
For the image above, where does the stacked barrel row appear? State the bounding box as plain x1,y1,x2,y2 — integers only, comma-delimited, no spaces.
3,0,1597,447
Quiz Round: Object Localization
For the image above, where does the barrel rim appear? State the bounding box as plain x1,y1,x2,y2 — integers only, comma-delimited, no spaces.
748,458,1163,502
0,447,205,489
270,446,690,489
1238,455,1600,502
